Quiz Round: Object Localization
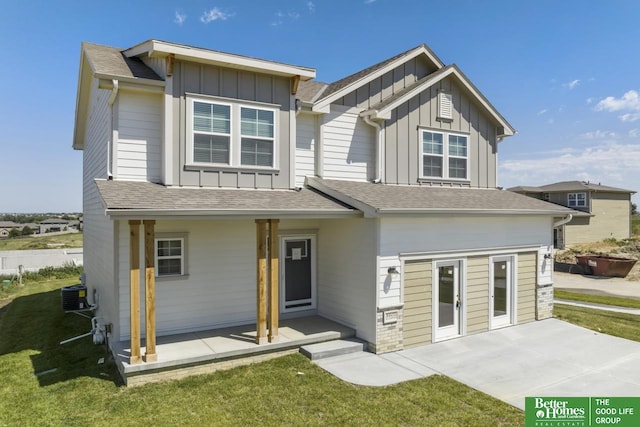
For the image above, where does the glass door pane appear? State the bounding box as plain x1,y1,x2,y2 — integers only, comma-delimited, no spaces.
438,265,455,328
493,260,507,317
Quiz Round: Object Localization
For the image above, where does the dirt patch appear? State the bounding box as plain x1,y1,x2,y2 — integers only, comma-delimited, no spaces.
556,238,640,281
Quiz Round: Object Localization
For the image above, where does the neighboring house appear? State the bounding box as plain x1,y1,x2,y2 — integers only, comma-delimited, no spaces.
39,218,71,233
509,181,636,248
0,221,20,238
73,39,573,384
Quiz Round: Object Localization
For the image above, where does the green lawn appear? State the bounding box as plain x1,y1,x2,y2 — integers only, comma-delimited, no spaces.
0,232,83,251
555,289,640,308
554,304,640,342
0,279,524,426
554,290,640,342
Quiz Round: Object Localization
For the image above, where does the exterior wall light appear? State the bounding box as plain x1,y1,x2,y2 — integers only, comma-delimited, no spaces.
387,266,400,275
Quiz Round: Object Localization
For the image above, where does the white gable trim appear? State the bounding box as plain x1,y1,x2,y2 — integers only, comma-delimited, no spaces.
125,40,316,80
312,45,444,113
363,65,516,137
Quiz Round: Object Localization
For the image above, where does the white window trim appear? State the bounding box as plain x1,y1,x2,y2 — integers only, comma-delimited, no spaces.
154,233,188,278
419,129,470,181
567,192,586,208
186,96,279,170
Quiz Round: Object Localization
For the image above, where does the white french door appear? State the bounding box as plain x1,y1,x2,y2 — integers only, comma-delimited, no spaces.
433,260,462,341
490,256,515,329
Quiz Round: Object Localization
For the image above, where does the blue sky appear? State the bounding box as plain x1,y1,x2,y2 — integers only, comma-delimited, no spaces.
1,0,639,212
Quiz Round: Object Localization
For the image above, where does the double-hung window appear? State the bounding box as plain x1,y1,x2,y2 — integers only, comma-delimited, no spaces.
568,192,586,208
240,107,274,167
421,130,469,180
189,98,277,169
155,237,185,277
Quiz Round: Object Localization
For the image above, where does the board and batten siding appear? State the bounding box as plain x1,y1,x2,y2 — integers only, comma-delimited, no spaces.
334,55,436,110
172,60,294,189
517,251,537,323
83,78,118,339
466,255,489,334
383,75,497,188
321,105,375,181
115,91,163,182
295,113,316,186
317,218,377,344
403,259,432,348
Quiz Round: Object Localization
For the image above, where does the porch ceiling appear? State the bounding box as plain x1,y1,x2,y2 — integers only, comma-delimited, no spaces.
95,180,358,219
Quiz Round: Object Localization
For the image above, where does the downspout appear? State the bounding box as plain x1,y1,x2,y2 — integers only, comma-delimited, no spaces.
107,79,119,179
553,213,572,228
362,114,383,183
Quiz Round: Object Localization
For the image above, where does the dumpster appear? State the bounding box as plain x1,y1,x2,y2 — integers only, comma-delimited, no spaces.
575,255,637,278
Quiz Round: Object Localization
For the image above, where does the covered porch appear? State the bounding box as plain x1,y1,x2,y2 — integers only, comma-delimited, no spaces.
112,315,355,386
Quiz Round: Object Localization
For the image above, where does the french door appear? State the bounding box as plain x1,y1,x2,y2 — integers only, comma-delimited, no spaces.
433,260,462,341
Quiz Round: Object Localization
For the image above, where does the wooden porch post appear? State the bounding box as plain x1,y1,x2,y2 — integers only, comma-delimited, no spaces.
268,219,279,343
143,220,158,362
255,220,268,344
128,220,142,364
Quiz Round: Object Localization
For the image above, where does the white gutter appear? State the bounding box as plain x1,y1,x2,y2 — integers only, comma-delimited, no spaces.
362,114,383,183
553,213,573,227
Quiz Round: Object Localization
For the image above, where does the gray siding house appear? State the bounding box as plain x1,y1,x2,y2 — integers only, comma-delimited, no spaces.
73,40,573,384
509,181,635,248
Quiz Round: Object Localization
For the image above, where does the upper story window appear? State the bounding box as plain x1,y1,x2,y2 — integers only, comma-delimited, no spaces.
568,192,586,208
188,97,277,169
420,129,469,180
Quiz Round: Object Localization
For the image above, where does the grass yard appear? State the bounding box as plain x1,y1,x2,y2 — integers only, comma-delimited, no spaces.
0,279,524,426
0,232,83,251
633,216,640,236
554,290,640,342
555,289,640,308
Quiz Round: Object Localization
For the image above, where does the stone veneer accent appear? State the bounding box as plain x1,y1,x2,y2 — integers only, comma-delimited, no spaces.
536,284,553,320
370,305,404,354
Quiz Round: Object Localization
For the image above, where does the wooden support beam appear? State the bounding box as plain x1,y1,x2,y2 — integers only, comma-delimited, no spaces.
255,220,268,344
128,220,142,365
268,219,279,343
143,220,158,362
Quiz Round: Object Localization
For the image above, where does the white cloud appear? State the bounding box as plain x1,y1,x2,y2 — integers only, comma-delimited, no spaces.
364,0,377,3
174,11,187,25
537,109,548,116
271,10,300,26
596,90,640,112
563,79,580,90
307,1,315,12
500,141,640,193
629,129,640,138
620,113,640,122
580,130,617,140
586,97,595,105
200,7,233,23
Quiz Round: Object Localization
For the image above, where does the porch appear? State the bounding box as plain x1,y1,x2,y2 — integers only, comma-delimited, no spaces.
112,315,356,386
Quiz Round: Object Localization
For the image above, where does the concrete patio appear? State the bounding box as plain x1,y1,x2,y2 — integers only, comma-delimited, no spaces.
112,315,355,386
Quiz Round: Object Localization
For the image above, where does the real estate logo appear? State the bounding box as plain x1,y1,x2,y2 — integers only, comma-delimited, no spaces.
526,397,640,427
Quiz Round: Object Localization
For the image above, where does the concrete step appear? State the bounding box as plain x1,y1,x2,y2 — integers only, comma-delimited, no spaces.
300,338,366,361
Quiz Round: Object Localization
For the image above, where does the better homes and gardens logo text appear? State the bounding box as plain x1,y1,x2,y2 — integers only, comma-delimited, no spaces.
526,397,640,426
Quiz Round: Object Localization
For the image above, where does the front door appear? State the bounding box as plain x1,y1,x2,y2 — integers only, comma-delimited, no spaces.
434,260,462,341
280,236,315,312
490,256,513,329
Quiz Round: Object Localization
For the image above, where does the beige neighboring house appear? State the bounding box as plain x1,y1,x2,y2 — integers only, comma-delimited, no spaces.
0,221,20,238
509,181,636,248
73,39,573,384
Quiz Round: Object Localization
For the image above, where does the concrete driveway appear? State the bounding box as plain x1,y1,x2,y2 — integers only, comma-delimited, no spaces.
316,319,640,410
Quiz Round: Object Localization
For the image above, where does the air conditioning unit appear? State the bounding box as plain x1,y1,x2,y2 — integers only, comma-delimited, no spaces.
61,284,88,311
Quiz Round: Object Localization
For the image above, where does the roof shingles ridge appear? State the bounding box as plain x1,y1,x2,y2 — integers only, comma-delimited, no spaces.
320,44,432,100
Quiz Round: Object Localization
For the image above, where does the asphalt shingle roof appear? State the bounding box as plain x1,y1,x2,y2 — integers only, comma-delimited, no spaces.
95,180,357,216
508,181,635,194
307,178,576,216
83,42,163,81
